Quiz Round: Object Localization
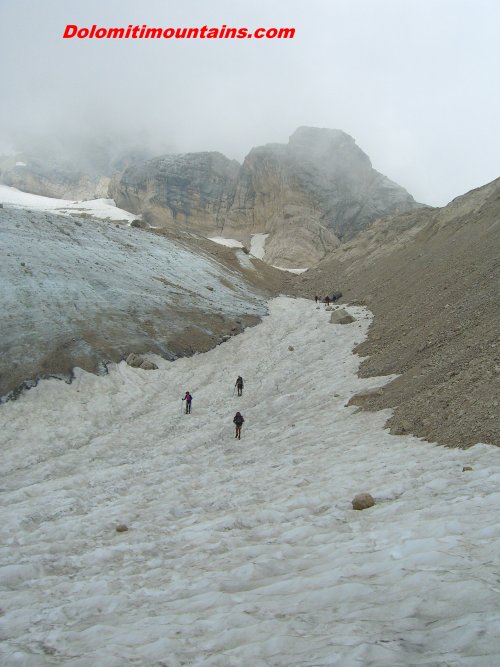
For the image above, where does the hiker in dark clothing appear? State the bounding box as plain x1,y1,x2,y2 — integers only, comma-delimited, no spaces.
325,296,330,306
235,376,244,396
314,295,319,303
182,391,192,414
233,412,244,439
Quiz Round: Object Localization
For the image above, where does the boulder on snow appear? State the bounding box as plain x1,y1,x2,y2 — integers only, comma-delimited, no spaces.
140,360,158,370
352,493,375,510
115,524,128,532
330,309,355,325
462,466,473,472
288,345,295,351
126,353,144,368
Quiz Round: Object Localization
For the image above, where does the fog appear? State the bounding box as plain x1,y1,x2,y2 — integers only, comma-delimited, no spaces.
1,0,499,205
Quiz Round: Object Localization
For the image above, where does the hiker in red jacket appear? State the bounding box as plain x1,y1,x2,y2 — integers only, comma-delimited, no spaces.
182,391,192,414
233,412,244,439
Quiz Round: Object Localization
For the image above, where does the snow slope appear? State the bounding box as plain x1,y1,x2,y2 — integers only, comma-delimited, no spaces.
250,233,268,260
0,184,139,223
1,298,499,666
0,206,268,398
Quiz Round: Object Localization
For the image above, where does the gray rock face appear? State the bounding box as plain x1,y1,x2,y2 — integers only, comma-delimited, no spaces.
225,127,420,246
110,152,240,230
109,128,421,267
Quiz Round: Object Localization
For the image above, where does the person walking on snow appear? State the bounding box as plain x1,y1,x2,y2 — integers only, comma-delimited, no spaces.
233,412,244,439
235,375,244,396
314,295,319,303
182,391,192,414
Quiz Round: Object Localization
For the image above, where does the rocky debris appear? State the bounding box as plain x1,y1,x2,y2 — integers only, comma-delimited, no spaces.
126,353,144,368
139,360,158,370
294,177,500,448
115,524,128,532
125,353,158,370
330,309,355,324
288,345,295,351
462,466,473,472
352,493,375,510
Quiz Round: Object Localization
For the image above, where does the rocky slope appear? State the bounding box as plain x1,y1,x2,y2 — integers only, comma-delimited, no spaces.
293,178,500,448
110,127,422,266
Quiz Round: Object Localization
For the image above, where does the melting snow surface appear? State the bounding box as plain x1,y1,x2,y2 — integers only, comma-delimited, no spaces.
207,237,244,249
1,297,499,666
0,184,139,223
249,233,269,260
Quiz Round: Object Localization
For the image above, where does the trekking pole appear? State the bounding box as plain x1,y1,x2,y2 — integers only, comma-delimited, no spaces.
181,399,184,415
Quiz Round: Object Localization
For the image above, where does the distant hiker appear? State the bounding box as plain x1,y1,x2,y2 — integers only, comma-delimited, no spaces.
235,375,244,396
325,296,331,306
182,391,192,414
233,412,244,439
314,295,319,303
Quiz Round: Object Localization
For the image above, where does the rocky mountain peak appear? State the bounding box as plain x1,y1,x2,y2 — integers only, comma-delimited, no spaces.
288,126,372,174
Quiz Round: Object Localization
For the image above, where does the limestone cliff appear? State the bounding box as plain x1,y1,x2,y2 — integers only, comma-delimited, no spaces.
225,127,420,242
110,152,240,230
110,127,421,266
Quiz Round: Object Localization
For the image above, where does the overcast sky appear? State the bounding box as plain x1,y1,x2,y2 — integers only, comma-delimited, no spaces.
0,0,499,205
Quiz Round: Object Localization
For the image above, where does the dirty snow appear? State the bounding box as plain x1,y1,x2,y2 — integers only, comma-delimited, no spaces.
1,297,499,666
0,184,139,223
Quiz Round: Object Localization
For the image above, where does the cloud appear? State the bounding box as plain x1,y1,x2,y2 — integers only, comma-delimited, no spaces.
0,0,499,205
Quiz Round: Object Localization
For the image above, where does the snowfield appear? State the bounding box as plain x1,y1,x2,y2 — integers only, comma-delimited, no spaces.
0,184,140,223
1,298,499,666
